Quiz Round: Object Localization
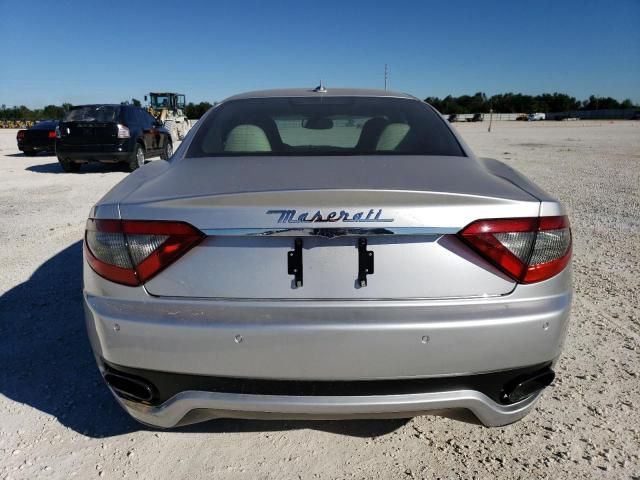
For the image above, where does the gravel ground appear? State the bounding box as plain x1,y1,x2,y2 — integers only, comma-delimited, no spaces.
0,121,639,479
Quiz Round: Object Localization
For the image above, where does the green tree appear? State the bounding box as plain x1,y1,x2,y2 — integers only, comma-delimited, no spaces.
184,101,213,119
620,99,634,109
582,95,621,110
42,105,66,119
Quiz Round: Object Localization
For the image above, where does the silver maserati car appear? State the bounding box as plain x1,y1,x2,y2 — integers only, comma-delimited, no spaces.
83,88,572,428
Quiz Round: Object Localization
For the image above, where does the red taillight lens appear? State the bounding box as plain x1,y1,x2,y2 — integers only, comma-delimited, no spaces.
458,216,572,284
17,130,26,140
84,219,204,286
48,130,56,139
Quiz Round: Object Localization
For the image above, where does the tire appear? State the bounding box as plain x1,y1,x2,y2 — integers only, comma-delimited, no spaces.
160,141,173,160
23,150,37,157
58,157,81,173
128,143,145,172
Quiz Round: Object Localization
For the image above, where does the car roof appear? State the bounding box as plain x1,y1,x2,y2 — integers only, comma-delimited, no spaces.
223,88,419,102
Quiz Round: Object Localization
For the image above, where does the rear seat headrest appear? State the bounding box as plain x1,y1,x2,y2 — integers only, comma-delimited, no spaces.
376,123,410,151
224,124,272,152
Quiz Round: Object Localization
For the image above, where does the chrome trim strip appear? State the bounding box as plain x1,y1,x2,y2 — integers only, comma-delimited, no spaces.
201,227,459,237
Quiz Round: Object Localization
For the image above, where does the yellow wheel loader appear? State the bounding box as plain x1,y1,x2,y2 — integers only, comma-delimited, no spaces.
145,92,190,142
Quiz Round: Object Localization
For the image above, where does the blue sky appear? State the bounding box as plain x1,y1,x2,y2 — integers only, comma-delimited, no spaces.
1,0,638,108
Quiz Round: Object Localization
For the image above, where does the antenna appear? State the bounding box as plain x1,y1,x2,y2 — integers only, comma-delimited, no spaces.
384,64,388,91
313,81,327,93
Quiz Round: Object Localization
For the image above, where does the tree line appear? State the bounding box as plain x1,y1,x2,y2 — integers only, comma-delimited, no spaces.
0,101,215,121
0,104,72,121
117,100,215,118
424,92,637,114
1,94,637,121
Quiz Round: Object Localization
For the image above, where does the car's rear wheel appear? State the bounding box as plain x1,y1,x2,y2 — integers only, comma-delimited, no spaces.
129,144,145,172
58,157,81,173
160,142,173,160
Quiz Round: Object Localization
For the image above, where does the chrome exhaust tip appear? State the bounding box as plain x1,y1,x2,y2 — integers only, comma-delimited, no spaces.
104,371,155,403
501,367,555,404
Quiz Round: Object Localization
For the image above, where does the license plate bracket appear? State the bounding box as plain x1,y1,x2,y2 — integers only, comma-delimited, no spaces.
287,238,303,288
357,238,374,287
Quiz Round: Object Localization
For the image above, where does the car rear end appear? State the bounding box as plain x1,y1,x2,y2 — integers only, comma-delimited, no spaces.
56,105,133,164
83,91,572,427
17,120,58,154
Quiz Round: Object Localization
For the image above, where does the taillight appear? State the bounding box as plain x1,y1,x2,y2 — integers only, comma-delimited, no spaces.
48,130,56,139
458,216,571,284
84,219,204,286
17,130,26,140
117,124,130,139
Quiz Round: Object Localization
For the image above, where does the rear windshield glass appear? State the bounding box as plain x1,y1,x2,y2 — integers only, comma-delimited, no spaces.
187,97,464,157
63,106,120,122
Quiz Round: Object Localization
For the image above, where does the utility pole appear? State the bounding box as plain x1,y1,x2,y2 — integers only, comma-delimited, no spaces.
384,64,388,91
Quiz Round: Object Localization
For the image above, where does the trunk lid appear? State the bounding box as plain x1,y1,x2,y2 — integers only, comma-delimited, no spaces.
59,121,118,146
24,129,53,141
117,155,540,299
59,105,122,146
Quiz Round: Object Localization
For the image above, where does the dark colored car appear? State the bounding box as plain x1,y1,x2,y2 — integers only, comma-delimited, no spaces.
55,104,173,172
17,120,59,156
447,114,458,122
467,113,484,122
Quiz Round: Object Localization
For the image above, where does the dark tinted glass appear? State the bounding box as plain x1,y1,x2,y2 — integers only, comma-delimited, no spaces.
141,109,156,126
124,107,139,125
63,105,120,122
187,97,464,157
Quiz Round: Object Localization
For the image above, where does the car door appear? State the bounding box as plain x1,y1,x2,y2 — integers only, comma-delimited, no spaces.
138,109,164,155
123,106,143,147
132,108,153,155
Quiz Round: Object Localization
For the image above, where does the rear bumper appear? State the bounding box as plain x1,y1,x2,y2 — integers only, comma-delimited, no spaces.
56,141,132,162
83,267,571,426
83,273,571,380
18,139,55,151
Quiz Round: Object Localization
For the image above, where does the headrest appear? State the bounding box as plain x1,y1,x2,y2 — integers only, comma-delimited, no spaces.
375,123,410,151
224,124,272,152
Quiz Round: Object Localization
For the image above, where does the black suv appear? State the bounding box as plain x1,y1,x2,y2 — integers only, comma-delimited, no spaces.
56,104,172,172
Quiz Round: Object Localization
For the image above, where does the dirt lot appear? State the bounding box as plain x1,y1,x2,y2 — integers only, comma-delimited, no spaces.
1,121,639,479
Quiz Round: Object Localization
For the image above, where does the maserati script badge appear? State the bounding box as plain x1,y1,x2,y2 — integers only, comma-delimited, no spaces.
266,209,394,224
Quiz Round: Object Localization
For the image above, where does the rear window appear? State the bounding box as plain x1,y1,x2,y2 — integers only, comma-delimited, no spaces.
63,105,120,123
187,97,464,157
